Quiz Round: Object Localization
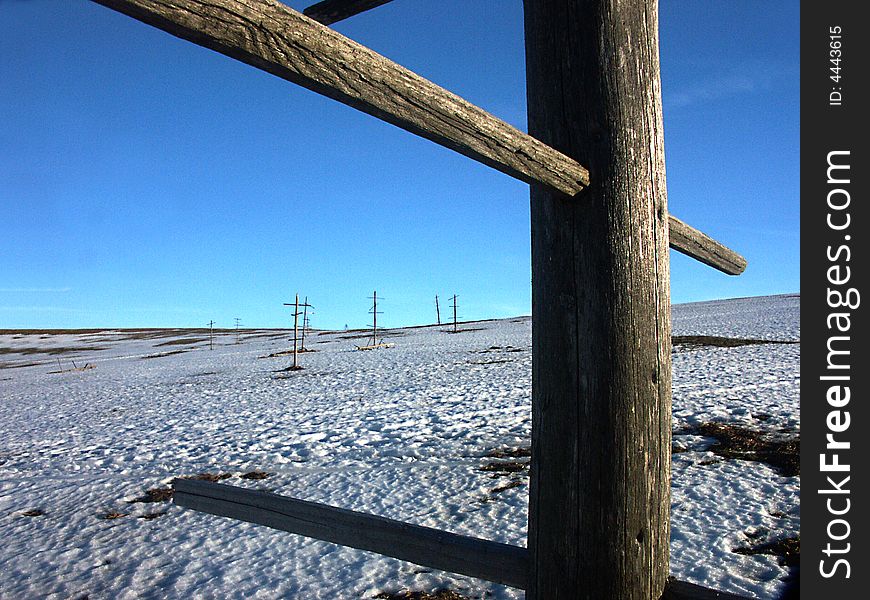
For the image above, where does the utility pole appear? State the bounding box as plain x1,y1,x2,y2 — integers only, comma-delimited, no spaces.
435,294,441,325
283,294,312,369
208,320,215,350
368,290,383,346
234,317,242,344
301,297,314,351
450,294,458,333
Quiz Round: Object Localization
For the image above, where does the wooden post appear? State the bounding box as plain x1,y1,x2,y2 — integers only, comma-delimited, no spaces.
450,294,458,333
524,1,672,599
371,290,379,345
435,295,441,325
283,295,311,368
208,320,214,350
293,294,299,368
301,296,310,351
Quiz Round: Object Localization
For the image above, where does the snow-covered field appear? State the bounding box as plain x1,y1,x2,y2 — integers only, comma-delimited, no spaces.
0,294,799,599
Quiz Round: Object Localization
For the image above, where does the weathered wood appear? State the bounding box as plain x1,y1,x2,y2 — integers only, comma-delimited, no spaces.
668,216,747,275
91,0,590,196
303,0,394,25
662,579,753,600
525,1,672,598
173,478,527,589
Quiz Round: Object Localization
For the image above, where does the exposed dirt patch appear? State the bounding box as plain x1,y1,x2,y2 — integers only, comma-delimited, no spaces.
733,535,800,567
19,509,46,517
141,350,186,360
240,471,273,480
341,331,404,340
490,480,523,494
128,488,174,503
468,359,512,365
261,348,317,358
0,346,107,356
672,335,798,351
679,422,799,477
374,591,472,600
99,511,128,520
154,337,209,347
479,460,529,474
138,512,167,521
178,473,233,483
486,447,531,459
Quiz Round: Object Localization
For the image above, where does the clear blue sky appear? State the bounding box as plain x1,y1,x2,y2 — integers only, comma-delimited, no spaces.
1,0,799,330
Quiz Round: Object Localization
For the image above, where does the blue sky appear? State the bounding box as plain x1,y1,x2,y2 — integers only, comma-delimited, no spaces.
0,0,799,330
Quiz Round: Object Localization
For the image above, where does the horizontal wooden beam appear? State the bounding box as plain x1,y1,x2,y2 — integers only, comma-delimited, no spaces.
303,0,394,25
668,216,747,275
91,0,589,196
174,481,752,598
90,1,745,276
173,479,528,589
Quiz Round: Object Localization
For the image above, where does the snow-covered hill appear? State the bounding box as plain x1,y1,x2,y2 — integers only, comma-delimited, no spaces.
0,294,799,599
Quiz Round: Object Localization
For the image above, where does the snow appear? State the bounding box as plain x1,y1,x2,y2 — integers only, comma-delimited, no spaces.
0,295,799,599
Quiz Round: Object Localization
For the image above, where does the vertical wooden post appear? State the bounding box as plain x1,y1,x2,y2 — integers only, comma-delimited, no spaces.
301,296,310,351
208,320,214,350
372,290,378,344
451,294,458,333
524,1,672,599
435,295,441,325
293,293,300,368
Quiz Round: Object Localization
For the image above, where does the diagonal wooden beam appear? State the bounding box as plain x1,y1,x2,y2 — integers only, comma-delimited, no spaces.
668,216,747,275
173,478,528,589
91,0,589,196
174,479,752,598
303,0,394,25
90,0,746,276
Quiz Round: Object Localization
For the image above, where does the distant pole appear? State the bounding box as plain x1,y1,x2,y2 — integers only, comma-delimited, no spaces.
372,290,378,344
301,296,310,351
451,294,458,333
234,317,242,344
366,290,383,347
208,320,214,350
435,295,441,325
283,295,312,369
293,294,299,368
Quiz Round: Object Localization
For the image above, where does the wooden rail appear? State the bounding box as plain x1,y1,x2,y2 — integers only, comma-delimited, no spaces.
304,0,394,25
173,479,528,589
92,0,589,197
91,0,745,276
669,216,747,275
174,479,751,598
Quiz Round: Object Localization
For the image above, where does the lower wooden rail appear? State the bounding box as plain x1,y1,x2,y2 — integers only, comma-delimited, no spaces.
173,479,527,589
174,480,752,598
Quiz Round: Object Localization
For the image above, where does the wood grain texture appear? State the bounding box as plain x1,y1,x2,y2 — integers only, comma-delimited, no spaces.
668,216,747,275
173,479,528,589
524,1,672,598
303,0,394,25
90,0,589,196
